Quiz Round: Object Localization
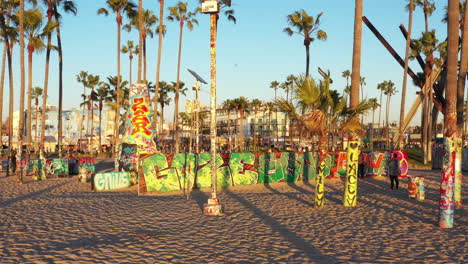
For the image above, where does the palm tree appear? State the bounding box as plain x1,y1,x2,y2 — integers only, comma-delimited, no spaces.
222,99,234,151
250,98,262,149
368,98,380,149
95,83,112,152
264,101,275,146
153,0,166,135
284,10,327,77
445,0,458,137
105,75,129,138
31,86,43,145
414,0,436,33
98,0,136,155
342,69,351,106
270,81,279,99
167,1,198,153
24,8,56,146
0,3,17,163
359,76,366,123
156,81,173,132
377,81,386,132
400,0,415,149
350,0,363,117
383,80,398,149
123,9,157,82
87,74,100,151
235,97,250,151
18,0,26,166
121,40,138,85
53,0,77,157
76,71,89,147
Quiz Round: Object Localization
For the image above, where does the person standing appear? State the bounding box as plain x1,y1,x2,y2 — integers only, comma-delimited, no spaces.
387,153,400,190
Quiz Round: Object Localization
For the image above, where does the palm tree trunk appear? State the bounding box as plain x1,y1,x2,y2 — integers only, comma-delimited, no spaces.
143,37,147,82
18,0,26,158
129,54,132,85
350,0,362,111
115,12,122,159
91,87,95,153
457,3,468,135
227,110,231,152
371,109,375,150
41,30,52,152
445,0,458,135
153,0,165,137
305,43,310,77
54,4,63,157
400,0,413,150
0,42,6,149
27,45,33,146
138,0,143,82
35,98,39,146
99,105,103,153
378,90,383,131
174,21,184,153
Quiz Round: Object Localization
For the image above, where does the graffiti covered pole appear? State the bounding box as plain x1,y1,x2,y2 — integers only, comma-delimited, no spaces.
344,141,359,206
202,1,224,216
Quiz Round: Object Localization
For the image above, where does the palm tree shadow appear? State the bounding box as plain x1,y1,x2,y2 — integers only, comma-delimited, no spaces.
223,189,337,262
264,183,314,207
190,189,210,213
1,182,68,208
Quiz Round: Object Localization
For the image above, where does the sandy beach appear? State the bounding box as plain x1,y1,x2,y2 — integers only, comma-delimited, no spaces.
0,158,466,263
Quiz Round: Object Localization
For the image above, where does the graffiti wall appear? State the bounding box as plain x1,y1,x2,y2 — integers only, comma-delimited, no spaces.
140,152,321,193
46,158,69,178
94,172,131,191
119,143,139,184
78,157,96,172
138,151,409,193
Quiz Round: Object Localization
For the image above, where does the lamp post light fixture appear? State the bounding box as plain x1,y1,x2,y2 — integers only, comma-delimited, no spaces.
201,0,230,216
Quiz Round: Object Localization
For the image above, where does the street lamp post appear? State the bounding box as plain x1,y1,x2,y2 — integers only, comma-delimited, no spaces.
202,0,224,216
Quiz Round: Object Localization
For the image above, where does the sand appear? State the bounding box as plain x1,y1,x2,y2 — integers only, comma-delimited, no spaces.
0,158,466,263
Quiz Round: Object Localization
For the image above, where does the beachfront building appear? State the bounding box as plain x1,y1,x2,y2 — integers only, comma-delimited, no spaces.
8,106,116,150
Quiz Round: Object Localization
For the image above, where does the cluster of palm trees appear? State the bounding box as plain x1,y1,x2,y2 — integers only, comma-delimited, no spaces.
0,0,76,159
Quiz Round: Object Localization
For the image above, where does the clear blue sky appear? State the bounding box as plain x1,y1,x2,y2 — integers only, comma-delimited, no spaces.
2,0,449,125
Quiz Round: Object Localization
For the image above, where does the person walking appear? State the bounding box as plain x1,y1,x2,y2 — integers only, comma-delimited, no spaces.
387,153,400,190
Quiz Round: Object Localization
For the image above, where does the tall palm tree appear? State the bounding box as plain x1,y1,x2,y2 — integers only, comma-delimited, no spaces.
18,0,26,167
53,0,77,157
222,99,234,151
0,3,17,163
264,101,275,146
31,86,43,145
167,1,198,153
377,81,386,132
284,10,327,77
445,0,459,137
95,83,112,152
24,8,56,146
350,0,363,117
415,0,436,33
98,0,136,155
359,76,366,123
123,9,157,82
121,40,138,85
153,0,166,135
87,74,100,151
76,71,89,147
250,98,262,149
400,0,415,149
342,69,351,106
235,97,250,151
384,80,398,149
156,81,173,131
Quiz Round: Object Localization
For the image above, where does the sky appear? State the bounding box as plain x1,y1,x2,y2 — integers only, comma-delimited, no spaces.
1,0,451,126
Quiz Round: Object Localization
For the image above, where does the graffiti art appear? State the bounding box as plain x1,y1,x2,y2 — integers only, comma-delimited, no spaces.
344,141,359,207
94,172,131,191
439,136,455,228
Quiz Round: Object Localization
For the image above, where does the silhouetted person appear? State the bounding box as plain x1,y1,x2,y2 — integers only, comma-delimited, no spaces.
387,153,400,190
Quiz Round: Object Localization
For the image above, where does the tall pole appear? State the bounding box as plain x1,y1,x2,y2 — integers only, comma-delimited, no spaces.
195,81,200,154
203,6,223,216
